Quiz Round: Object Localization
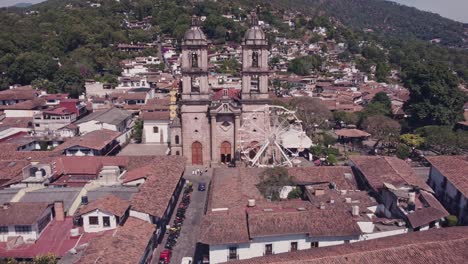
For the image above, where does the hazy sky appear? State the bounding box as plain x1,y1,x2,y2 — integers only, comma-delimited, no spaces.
0,0,46,7
390,0,468,23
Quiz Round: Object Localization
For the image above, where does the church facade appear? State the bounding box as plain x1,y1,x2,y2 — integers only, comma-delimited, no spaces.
172,14,271,166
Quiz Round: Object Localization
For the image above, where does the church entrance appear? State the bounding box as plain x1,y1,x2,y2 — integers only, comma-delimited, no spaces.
192,142,203,165
220,141,232,163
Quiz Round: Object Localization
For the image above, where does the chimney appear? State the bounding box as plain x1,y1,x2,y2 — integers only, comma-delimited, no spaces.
54,201,65,222
2,203,10,210
352,205,360,216
35,170,43,179
408,192,416,204
247,199,256,207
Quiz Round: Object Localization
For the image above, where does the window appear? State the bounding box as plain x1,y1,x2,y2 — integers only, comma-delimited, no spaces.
311,241,319,248
290,242,298,252
175,135,180,144
176,151,180,156
265,244,273,255
37,214,51,234
153,126,159,133
252,51,259,68
15,225,32,233
89,216,99,225
0,226,7,233
191,52,198,68
228,246,238,260
103,216,111,227
344,240,350,244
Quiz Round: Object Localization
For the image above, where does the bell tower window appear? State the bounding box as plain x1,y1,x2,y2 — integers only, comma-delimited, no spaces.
191,52,198,68
251,75,259,91
191,77,200,93
252,51,259,68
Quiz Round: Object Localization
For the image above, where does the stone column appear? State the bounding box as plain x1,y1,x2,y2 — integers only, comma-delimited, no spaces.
210,115,216,163
234,115,241,153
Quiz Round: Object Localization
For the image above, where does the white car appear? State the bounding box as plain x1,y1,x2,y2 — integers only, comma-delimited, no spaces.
181,257,193,264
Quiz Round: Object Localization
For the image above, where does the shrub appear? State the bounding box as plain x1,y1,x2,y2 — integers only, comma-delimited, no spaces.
446,215,458,227
395,144,411,160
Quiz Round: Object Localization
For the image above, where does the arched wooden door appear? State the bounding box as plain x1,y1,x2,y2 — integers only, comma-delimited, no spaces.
192,142,203,165
220,141,232,163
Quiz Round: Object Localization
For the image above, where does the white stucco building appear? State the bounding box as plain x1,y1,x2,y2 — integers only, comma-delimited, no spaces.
75,195,130,233
142,111,171,144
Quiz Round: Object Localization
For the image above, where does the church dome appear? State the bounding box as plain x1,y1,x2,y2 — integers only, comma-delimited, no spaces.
184,27,206,41
244,26,265,41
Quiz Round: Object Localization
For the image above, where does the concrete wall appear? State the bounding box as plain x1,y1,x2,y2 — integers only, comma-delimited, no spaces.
209,234,358,264
143,120,170,144
429,166,468,224
5,110,41,118
82,210,118,233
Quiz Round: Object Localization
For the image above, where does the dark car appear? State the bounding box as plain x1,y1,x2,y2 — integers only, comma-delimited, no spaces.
198,182,206,191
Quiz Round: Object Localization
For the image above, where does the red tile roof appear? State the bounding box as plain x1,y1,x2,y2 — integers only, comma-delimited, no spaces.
75,195,130,217
288,166,358,190
78,217,155,264
141,111,170,121
0,202,51,226
349,156,431,192
334,128,370,138
211,88,241,100
232,226,468,264
130,156,186,217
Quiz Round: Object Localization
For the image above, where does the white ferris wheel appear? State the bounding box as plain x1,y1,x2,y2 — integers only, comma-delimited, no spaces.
238,105,312,167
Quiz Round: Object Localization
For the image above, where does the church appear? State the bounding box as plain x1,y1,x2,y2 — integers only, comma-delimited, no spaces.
170,13,272,166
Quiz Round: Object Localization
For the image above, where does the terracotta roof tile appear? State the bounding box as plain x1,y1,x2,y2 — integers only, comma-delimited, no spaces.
349,156,431,192
78,217,155,264
232,227,468,264
0,202,51,226
75,195,130,217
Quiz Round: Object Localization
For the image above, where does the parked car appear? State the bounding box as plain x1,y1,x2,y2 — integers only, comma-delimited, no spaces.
159,249,172,264
198,182,206,191
181,257,193,264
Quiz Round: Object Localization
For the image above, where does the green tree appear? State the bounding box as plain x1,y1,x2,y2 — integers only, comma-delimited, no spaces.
375,62,390,82
395,144,411,160
400,133,425,149
256,167,292,201
132,119,143,143
8,52,59,85
326,154,338,165
403,63,466,127
288,55,322,75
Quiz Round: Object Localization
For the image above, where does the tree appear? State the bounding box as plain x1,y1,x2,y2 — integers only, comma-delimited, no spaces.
333,111,358,126
362,115,401,151
8,52,59,85
34,254,58,264
371,92,392,109
132,119,143,143
289,97,332,135
395,144,411,160
415,126,467,154
400,133,425,149
327,154,338,165
256,167,292,201
288,55,322,75
375,62,390,82
403,63,466,127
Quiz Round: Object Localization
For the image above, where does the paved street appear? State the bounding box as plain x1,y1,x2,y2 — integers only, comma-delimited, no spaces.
152,166,212,264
